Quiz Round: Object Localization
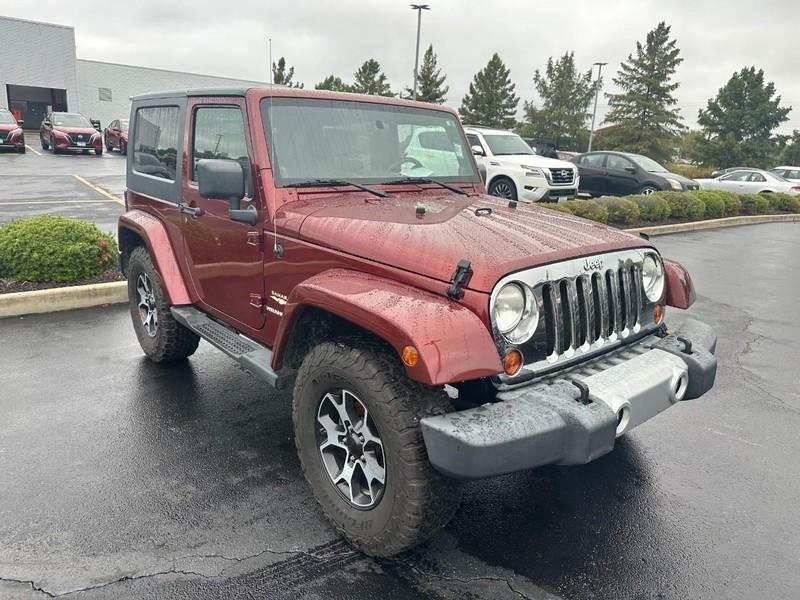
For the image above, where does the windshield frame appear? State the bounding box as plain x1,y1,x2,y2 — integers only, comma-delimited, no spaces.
0,110,17,125
260,96,481,188
481,133,535,157
52,113,93,128
627,153,668,173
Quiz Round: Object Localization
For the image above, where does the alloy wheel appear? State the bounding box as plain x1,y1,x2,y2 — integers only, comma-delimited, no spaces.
316,389,386,509
491,181,514,198
136,273,158,337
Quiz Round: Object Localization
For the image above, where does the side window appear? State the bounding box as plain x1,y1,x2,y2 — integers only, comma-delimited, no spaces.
749,172,766,182
606,154,633,171
466,133,485,153
790,170,800,180
110,120,118,129
721,171,751,182
191,106,249,181
581,153,606,167
133,106,179,181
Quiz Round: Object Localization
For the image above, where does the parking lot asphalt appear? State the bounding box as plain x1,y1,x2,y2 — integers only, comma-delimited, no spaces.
1,222,799,599
0,141,125,236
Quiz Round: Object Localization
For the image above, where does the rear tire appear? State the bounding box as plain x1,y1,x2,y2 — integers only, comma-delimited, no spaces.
120,140,127,156
127,246,200,363
41,136,49,150
293,339,462,557
488,176,518,201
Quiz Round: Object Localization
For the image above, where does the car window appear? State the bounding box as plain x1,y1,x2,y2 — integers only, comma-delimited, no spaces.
110,120,118,129
580,153,606,167
0,111,16,125
192,106,249,182
466,133,484,152
52,113,93,127
481,133,534,156
789,170,800,179
749,172,766,182
133,106,179,181
606,154,633,171
720,171,752,182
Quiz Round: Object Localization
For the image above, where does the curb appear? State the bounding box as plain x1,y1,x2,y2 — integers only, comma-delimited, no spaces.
625,213,800,236
0,281,127,319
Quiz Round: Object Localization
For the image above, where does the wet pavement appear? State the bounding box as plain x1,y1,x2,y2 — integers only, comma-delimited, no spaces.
1,222,798,599
0,142,125,236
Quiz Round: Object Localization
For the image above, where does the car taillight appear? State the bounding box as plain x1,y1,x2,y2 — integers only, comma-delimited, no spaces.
791,186,800,192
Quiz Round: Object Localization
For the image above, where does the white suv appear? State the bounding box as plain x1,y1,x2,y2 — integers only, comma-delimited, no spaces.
464,126,579,202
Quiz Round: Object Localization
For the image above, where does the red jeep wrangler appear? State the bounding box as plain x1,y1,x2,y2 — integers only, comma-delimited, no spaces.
118,88,717,556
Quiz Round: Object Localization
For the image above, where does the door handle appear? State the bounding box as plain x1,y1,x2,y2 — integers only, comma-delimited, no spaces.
178,203,203,217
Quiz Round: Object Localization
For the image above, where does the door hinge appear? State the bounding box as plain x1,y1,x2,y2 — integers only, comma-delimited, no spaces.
247,231,263,250
249,293,264,310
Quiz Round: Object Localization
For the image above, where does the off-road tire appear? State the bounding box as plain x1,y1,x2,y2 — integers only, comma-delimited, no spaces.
127,246,199,362
293,339,462,557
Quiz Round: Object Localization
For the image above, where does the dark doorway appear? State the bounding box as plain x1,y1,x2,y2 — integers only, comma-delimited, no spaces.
6,84,68,130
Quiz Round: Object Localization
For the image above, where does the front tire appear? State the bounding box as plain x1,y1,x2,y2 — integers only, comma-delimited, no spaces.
18,146,26,154
640,185,658,195
120,140,127,156
41,136,50,150
293,339,462,557
95,148,103,156
127,246,199,362
488,176,518,201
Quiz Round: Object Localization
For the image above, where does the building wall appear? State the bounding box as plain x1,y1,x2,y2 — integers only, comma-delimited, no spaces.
76,60,266,127
0,16,79,110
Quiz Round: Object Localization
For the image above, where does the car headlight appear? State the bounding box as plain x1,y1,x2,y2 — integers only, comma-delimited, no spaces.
642,254,665,302
520,165,544,177
666,178,682,190
493,282,539,343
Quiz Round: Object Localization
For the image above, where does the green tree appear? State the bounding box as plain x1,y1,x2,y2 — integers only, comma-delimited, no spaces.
352,59,393,96
675,129,705,164
696,67,791,168
779,130,800,165
404,44,449,103
314,75,354,93
272,57,303,88
459,53,519,129
604,22,685,163
518,52,595,150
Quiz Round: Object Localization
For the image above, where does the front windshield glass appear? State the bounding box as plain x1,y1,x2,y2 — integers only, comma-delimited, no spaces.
261,97,478,185
629,154,668,172
0,111,16,125
52,113,93,127
120,119,129,132
481,133,534,156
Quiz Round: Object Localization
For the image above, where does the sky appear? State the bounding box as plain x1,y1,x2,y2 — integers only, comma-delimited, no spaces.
3,0,799,134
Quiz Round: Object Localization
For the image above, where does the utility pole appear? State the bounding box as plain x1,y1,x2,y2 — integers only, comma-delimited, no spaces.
410,4,430,101
587,61,607,152
268,37,273,84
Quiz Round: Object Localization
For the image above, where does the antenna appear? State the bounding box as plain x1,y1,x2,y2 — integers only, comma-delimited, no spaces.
268,37,273,85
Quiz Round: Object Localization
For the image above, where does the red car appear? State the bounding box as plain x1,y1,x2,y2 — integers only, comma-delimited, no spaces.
0,108,25,153
104,118,129,155
40,112,102,155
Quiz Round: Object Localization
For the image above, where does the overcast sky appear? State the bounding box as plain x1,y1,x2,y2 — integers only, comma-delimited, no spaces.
4,0,799,133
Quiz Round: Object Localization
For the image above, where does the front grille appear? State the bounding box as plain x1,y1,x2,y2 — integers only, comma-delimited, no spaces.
66,133,89,144
540,263,643,358
549,168,575,184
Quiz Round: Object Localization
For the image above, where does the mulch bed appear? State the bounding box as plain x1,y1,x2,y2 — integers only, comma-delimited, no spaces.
0,268,124,295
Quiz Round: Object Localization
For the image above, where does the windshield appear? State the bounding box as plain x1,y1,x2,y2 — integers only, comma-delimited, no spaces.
52,113,93,127
260,97,478,186
481,133,535,156
628,154,668,172
120,119,129,132
0,111,16,125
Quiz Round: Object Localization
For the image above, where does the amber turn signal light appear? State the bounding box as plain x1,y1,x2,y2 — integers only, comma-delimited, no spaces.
401,345,420,367
502,349,523,376
653,304,664,325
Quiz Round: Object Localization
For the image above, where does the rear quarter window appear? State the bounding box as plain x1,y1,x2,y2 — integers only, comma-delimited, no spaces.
133,106,179,181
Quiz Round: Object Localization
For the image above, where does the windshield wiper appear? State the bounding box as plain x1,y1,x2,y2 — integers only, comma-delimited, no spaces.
283,179,390,198
383,177,467,195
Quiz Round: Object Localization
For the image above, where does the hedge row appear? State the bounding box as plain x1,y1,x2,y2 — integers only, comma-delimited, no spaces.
0,216,117,283
547,190,800,225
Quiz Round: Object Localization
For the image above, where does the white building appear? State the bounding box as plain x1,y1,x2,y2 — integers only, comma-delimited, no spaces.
0,15,266,130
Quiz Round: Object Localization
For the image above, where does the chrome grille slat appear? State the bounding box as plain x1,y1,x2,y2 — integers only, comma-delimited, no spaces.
620,265,634,332
550,284,564,355
595,272,609,340
583,275,596,345
631,264,643,326
607,270,622,335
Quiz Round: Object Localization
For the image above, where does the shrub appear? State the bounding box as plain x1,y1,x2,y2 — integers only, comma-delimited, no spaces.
565,199,608,223
765,192,800,213
628,194,671,221
594,196,640,224
719,192,741,217
651,191,705,220
739,193,770,215
0,216,117,283
691,190,726,219
542,203,574,215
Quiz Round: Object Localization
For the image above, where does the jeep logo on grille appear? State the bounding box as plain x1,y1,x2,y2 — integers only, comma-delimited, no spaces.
583,257,604,271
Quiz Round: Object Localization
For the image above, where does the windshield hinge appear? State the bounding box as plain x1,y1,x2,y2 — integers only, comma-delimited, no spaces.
447,259,472,300
249,293,265,310
247,231,263,250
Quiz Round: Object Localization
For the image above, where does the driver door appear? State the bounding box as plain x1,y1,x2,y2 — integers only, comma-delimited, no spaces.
179,99,266,330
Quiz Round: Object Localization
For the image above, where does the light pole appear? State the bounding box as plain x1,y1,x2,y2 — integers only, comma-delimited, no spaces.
410,4,430,101
268,37,273,84
587,61,607,152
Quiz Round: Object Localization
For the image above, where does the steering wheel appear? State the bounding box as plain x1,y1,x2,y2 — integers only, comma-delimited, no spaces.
388,156,424,172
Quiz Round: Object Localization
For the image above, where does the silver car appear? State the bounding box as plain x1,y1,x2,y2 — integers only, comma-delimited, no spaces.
696,168,800,195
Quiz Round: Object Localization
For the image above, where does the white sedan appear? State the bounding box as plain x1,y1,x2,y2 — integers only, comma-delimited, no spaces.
771,166,800,182
696,168,800,195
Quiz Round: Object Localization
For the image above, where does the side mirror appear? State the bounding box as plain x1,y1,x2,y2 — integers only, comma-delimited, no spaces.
16,120,24,127
471,144,485,157
197,159,256,225
91,119,101,131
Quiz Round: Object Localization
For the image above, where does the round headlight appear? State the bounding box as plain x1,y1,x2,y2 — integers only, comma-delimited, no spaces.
494,283,525,333
642,254,665,302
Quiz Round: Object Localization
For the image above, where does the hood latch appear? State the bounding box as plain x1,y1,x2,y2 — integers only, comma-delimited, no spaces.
446,259,472,300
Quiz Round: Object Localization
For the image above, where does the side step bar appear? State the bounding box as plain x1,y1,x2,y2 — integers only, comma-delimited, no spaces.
171,306,286,388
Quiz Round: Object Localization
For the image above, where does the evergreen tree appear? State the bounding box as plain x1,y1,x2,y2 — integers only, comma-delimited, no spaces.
459,53,519,129
518,52,594,150
315,75,354,93
404,44,449,104
604,22,684,163
272,57,303,88
696,67,791,168
779,130,800,166
352,59,393,96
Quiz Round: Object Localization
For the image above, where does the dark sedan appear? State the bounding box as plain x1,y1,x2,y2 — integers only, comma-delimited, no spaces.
570,151,699,196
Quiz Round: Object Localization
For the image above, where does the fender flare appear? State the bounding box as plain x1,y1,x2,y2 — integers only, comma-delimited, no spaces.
663,258,696,309
118,209,192,305
273,269,503,386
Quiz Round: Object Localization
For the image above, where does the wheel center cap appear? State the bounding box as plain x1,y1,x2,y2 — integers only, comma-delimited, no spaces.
345,432,363,458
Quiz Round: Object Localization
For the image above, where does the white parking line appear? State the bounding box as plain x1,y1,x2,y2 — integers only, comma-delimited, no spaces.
25,145,41,155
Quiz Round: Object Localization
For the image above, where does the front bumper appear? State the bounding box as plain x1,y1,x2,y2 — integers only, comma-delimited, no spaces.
421,318,717,479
